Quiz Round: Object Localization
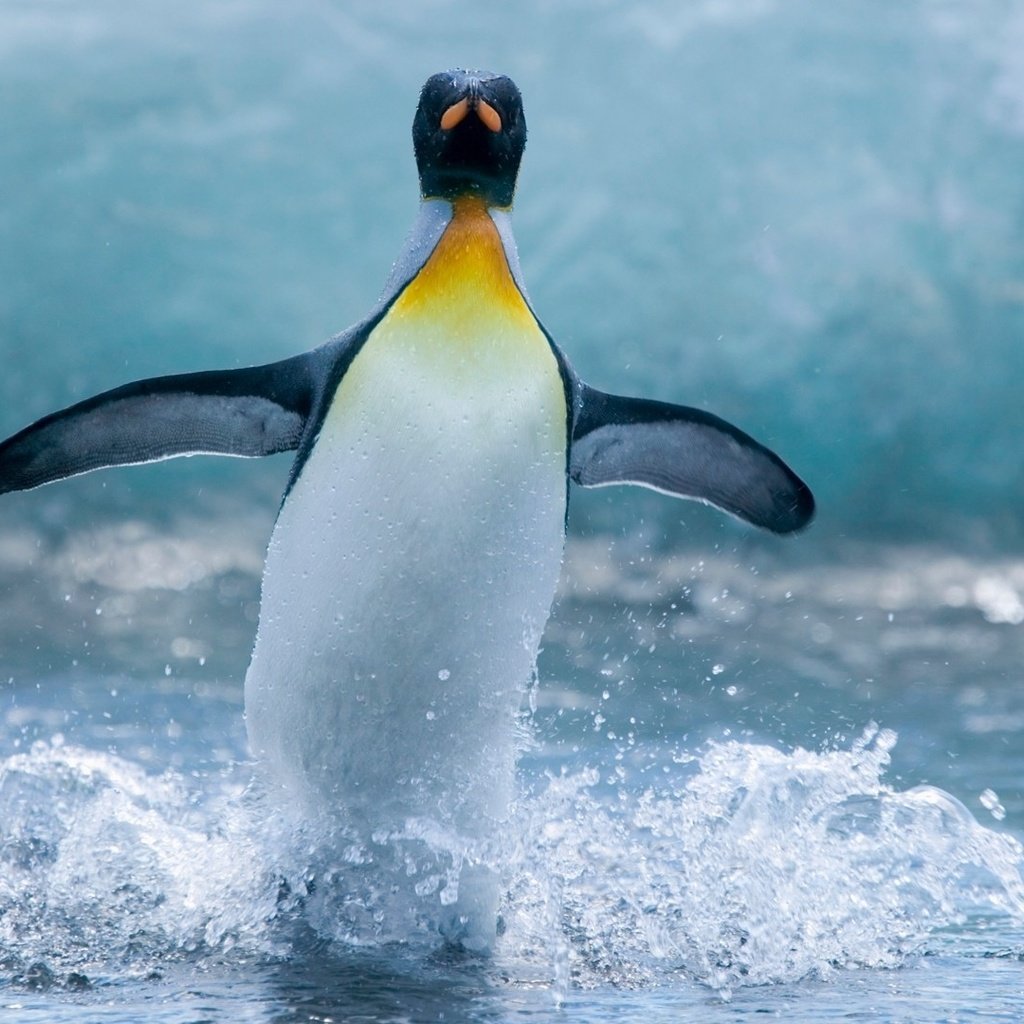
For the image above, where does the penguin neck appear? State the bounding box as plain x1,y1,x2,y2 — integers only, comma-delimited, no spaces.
376,197,536,354
374,197,530,319
387,197,531,338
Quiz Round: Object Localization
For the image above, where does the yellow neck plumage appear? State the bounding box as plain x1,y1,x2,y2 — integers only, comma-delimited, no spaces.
324,195,563,423
384,197,540,351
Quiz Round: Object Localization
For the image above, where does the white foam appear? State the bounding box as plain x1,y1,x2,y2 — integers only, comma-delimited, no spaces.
1,726,1021,997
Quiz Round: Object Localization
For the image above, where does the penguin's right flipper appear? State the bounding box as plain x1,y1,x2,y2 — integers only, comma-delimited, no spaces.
0,353,316,494
570,385,814,534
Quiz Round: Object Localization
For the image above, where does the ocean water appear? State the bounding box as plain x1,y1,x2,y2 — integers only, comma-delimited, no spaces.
2,0,1024,1020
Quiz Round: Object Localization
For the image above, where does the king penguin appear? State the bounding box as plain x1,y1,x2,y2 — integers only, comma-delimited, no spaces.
0,70,813,949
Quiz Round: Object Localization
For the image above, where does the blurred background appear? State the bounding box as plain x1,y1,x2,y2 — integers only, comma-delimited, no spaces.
1,0,1023,680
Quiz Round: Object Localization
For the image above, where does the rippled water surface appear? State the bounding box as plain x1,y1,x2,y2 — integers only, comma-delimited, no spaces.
2,0,1024,1020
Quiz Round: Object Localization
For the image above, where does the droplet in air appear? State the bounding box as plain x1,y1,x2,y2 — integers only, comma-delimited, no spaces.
980,788,1006,821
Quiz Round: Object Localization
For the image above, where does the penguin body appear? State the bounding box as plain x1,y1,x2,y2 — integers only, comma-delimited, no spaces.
245,195,567,838
0,71,814,950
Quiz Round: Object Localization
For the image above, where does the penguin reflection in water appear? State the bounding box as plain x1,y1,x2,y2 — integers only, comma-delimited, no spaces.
0,71,813,950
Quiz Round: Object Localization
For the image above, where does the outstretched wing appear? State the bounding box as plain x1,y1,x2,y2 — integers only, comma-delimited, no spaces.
570,385,814,534
0,353,318,494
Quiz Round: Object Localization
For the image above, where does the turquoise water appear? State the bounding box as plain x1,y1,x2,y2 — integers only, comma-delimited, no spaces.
2,1,1024,1020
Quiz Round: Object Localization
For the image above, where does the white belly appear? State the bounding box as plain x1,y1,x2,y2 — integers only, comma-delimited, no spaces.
244,330,567,839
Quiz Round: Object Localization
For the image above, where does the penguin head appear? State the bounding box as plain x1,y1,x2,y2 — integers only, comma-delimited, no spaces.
413,70,526,209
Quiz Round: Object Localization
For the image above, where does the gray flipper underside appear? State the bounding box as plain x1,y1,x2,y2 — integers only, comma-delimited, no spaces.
0,352,317,494
570,384,815,534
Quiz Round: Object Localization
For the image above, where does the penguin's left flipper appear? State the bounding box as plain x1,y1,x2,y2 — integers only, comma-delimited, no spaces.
570,386,814,534
0,353,315,495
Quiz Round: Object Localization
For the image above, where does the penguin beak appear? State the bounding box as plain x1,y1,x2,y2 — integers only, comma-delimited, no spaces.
475,98,502,133
440,96,502,133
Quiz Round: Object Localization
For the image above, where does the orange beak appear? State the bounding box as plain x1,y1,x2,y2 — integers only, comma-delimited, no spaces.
440,96,502,133
475,98,502,133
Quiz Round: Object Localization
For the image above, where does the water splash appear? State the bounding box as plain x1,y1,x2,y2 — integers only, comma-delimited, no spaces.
0,727,1021,997
499,726,1024,994
0,741,281,985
